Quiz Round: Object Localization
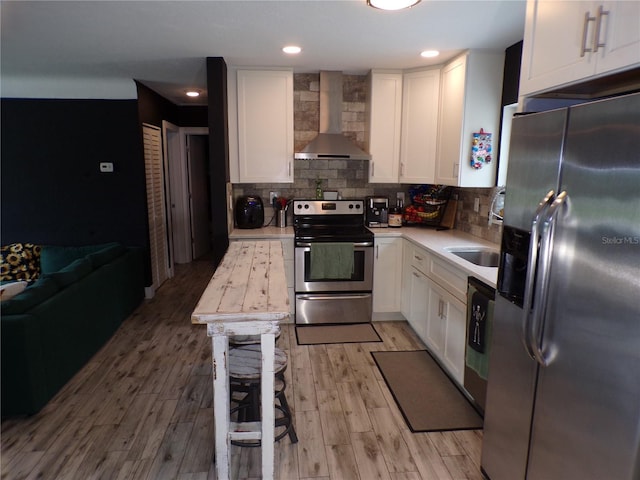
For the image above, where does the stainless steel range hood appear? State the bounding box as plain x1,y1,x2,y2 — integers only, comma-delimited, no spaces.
294,71,370,161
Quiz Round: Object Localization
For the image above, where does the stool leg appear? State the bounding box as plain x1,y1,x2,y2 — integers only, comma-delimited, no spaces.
277,392,298,443
249,385,260,421
275,373,298,444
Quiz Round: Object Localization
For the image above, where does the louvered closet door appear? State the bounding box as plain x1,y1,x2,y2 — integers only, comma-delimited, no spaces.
143,124,170,291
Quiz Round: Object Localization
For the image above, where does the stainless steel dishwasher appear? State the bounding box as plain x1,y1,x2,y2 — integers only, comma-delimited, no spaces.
464,276,495,414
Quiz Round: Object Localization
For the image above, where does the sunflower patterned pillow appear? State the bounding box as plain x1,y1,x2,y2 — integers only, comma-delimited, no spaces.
0,243,42,284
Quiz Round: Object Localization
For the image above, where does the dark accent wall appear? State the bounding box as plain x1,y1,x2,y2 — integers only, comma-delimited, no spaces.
495,40,523,185
207,57,230,268
501,41,523,107
1,99,149,256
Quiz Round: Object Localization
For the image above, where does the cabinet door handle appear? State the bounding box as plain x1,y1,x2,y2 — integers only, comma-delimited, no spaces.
288,161,292,178
593,5,609,53
438,299,444,318
371,161,375,177
453,162,459,178
580,10,597,57
376,245,379,259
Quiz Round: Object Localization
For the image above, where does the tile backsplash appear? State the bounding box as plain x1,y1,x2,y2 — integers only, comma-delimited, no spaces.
454,187,503,244
232,72,502,244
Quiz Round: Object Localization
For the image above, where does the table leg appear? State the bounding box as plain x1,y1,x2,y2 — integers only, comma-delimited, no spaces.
261,332,275,480
212,334,230,480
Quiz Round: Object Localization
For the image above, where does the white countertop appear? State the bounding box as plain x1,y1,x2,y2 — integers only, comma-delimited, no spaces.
229,226,499,288
370,226,499,288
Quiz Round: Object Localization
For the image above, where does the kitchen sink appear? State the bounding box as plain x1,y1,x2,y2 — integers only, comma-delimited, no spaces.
445,247,500,267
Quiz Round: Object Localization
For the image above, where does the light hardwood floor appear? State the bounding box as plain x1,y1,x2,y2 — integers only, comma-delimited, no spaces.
1,259,483,480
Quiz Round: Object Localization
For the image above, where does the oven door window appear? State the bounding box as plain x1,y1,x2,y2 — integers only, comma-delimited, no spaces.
295,245,374,292
303,248,366,282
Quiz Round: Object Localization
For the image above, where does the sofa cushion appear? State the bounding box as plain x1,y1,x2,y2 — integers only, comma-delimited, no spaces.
0,278,58,315
41,257,93,288
40,243,122,273
86,243,126,268
0,243,42,284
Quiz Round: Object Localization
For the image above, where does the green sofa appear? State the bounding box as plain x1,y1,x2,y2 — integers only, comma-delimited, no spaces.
1,242,145,417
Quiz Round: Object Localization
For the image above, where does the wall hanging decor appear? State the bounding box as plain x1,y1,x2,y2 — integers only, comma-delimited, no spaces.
471,129,492,169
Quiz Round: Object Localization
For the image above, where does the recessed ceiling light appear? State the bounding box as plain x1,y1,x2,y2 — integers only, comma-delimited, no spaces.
185,90,200,97
420,50,440,58
283,45,302,55
367,0,421,11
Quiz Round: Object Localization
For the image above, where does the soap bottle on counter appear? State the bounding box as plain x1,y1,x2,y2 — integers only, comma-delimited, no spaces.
315,178,323,200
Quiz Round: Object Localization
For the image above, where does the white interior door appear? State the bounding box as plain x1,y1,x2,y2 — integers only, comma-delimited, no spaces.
164,121,191,264
143,123,170,293
187,135,211,259
161,121,178,275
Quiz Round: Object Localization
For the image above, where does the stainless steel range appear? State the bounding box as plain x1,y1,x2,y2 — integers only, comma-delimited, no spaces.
293,199,374,325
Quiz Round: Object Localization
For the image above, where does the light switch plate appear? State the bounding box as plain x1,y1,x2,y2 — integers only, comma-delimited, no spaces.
99,162,114,173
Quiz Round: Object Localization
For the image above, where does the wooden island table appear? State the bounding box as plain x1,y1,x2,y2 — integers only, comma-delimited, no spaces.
191,241,290,480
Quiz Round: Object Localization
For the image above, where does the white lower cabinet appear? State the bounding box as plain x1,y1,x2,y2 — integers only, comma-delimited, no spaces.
426,279,466,385
282,238,295,318
373,237,404,318
400,239,468,386
406,267,429,341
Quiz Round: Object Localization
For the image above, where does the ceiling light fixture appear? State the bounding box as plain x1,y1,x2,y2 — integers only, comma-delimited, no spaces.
185,90,200,98
282,45,302,54
367,0,421,11
420,50,440,58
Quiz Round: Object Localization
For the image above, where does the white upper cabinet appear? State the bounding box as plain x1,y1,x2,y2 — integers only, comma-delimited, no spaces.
229,69,294,183
399,68,441,184
366,71,404,183
366,68,440,184
520,0,640,96
435,51,504,187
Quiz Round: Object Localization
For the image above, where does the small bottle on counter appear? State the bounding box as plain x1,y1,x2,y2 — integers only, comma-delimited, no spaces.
388,207,403,228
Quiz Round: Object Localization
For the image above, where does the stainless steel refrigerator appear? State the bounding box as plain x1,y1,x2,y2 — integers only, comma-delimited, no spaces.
481,92,640,480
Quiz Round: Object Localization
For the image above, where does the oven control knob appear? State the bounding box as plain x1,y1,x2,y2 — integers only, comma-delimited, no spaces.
296,204,302,209
304,204,309,209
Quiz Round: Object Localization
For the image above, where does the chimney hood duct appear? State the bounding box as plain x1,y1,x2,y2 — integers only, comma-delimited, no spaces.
294,71,371,161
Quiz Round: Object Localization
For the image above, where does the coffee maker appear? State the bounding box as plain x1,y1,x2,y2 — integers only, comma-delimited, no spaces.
365,196,389,227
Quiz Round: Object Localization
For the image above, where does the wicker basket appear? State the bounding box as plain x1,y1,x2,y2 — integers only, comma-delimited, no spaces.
403,185,452,226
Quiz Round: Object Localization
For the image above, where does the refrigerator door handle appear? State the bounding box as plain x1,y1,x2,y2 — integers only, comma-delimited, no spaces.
530,191,568,367
522,190,555,360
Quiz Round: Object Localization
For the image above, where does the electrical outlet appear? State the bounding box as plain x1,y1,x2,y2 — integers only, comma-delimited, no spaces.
396,192,405,204
474,197,480,213
269,191,279,204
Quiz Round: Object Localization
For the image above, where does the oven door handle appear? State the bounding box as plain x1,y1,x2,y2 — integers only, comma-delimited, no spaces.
296,293,372,301
296,241,374,248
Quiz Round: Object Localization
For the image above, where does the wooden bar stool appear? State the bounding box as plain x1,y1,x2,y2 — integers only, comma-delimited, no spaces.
228,344,298,447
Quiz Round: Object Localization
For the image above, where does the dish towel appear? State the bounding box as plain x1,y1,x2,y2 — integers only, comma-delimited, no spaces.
465,290,493,380
309,243,354,280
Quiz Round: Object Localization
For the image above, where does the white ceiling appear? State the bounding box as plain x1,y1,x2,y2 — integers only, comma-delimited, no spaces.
1,0,526,105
